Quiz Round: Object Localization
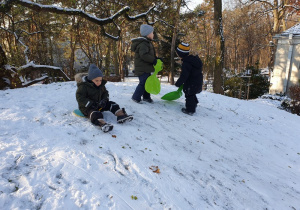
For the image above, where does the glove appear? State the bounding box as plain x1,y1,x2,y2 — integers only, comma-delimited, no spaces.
175,81,181,87
157,57,164,63
153,58,163,66
98,98,108,109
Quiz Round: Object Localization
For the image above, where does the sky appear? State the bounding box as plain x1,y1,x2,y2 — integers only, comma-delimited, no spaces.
186,0,234,11
0,77,299,209
186,0,204,10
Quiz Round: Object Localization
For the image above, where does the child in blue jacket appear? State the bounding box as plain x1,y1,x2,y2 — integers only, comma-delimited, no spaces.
175,42,203,115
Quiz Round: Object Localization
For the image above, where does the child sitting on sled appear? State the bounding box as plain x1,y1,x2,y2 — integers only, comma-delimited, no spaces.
75,64,133,132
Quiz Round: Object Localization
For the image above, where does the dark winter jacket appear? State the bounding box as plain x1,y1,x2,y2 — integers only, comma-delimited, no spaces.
75,73,109,116
131,37,156,76
175,55,203,95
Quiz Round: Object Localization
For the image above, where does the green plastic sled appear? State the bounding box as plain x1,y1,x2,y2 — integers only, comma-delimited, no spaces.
145,59,163,95
161,85,183,101
73,109,85,117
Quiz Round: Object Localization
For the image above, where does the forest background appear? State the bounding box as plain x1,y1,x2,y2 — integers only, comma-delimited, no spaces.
1,0,300,99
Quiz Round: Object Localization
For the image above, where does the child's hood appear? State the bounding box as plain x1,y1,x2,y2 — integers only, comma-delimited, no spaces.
131,37,149,52
75,73,88,84
184,55,203,70
74,73,107,86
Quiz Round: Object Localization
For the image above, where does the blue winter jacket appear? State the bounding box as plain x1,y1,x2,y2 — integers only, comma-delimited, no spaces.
175,55,203,95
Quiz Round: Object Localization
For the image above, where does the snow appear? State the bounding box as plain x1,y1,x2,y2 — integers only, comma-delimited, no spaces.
19,62,62,70
0,77,299,209
281,23,300,35
186,0,204,10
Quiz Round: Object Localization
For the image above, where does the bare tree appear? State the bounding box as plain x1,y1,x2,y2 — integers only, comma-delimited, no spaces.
0,0,156,89
213,0,225,94
245,0,299,34
0,0,156,40
170,0,182,85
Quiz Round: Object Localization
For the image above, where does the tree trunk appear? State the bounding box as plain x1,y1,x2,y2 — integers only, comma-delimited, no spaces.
105,43,111,77
170,0,182,85
113,41,119,76
0,45,7,66
213,0,224,94
69,17,79,79
170,27,177,85
118,37,124,80
273,0,280,34
0,45,22,89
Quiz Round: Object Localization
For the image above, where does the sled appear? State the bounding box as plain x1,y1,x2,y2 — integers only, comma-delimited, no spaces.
161,85,183,101
72,109,85,117
145,59,163,95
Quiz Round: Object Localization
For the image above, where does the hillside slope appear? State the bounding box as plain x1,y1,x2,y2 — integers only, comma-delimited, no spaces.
0,79,299,210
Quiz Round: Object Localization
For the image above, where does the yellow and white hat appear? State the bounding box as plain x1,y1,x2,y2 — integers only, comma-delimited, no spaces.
176,42,190,57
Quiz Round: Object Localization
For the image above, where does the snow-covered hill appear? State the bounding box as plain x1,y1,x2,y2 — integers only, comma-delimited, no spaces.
0,78,299,210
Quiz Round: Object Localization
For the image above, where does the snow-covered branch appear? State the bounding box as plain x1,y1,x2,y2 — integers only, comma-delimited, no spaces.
0,0,157,89
0,0,156,40
283,4,300,12
21,75,49,87
127,3,156,22
0,26,44,64
250,0,273,8
18,62,70,81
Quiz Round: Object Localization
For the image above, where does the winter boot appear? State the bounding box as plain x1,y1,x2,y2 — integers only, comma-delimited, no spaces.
98,119,113,132
181,108,195,116
115,108,133,123
132,98,141,103
142,98,154,103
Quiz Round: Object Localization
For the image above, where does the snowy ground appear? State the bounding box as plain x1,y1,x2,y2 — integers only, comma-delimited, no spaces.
0,77,299,210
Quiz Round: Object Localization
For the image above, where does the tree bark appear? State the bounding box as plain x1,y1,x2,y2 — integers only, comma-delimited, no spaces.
0,44,7,66
104,42,111,77
213,0,224,94
273,0,280,34
170,0,182,85
170,27,177,85
0,0,156,41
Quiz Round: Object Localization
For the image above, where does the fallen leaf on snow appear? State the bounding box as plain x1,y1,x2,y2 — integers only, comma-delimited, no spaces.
149,166,160,174
131,195,138,200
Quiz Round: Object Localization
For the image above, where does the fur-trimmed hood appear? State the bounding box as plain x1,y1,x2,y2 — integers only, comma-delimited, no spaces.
74,73,107,87
75,73,88,84
131,37,150,52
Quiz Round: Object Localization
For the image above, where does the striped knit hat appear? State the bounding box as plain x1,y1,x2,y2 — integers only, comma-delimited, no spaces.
176,42,190,57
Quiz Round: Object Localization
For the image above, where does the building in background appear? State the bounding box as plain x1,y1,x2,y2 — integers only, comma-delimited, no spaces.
270,23,300,96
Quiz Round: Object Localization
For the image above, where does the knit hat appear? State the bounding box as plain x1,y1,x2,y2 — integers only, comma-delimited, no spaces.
88,64,103,80
176,42,190,58
140,24,154,37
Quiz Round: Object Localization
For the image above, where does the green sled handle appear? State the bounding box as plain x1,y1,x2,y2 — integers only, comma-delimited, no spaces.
161,84,183,101
145,59,163,95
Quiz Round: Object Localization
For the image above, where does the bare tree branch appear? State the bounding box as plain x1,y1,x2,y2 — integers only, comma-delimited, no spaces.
0,0,158,88
0,0,156,40
250,0,273,7
18,62,70,81
22,75,49,87
0,26,44,63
